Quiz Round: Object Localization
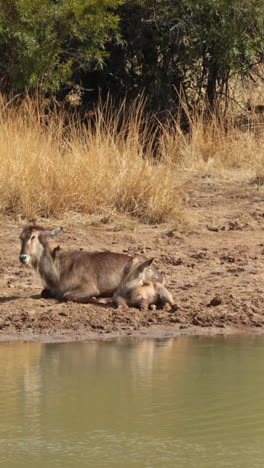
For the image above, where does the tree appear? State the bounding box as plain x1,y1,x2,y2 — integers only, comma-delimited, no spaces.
182,0,264,110
82,0,264,113
1,0,263,112
0,0,121,92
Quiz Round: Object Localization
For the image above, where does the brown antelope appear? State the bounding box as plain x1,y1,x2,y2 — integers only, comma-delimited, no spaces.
19,223,162,303
98,257,178,312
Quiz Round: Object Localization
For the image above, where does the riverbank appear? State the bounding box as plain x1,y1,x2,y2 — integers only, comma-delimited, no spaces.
1,171,264,343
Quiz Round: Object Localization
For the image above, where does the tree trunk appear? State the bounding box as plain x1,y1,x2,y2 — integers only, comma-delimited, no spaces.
206,60,218,111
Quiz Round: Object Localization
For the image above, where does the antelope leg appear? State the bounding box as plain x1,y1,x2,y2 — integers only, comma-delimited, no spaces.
64,286,99,304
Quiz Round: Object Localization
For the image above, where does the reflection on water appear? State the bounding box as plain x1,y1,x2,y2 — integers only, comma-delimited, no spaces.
1,336,264,467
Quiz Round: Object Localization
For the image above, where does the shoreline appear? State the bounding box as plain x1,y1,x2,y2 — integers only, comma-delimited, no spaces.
1,324,264,344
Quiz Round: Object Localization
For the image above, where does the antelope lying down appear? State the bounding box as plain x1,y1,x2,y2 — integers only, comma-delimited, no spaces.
19,223,162,303
98,257,178,312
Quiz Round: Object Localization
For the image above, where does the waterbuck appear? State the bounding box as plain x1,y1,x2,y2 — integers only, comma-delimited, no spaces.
98,257,178,312
19,223,162,303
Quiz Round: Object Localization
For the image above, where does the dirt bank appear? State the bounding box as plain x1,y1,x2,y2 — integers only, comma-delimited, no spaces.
1,173,264,342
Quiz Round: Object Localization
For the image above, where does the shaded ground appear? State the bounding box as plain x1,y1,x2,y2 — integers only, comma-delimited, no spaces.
1,174,264,342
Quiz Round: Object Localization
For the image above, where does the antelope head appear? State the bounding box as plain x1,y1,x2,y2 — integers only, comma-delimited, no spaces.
19,222,62,267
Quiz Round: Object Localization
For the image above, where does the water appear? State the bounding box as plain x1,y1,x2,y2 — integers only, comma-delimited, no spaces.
1,336,264,468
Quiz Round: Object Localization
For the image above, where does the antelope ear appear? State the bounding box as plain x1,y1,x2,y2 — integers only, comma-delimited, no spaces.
143,257,154,268
124,256,139,276
42,227,63,238
137,257,155,273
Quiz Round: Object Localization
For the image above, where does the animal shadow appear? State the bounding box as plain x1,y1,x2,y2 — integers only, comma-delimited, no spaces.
0,295,22,303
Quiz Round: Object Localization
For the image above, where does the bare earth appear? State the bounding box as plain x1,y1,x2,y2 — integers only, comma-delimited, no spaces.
1,175,263,342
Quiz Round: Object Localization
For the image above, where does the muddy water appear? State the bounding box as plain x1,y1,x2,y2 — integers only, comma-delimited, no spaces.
1,337,264,468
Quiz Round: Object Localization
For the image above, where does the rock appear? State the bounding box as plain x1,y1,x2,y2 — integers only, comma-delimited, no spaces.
207,296,223,307
207,225,220,232
167,230,182,239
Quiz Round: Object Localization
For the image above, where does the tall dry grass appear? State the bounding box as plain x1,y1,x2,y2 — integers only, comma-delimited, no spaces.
0,95,186,223
0,93,263,224
160,111,264,179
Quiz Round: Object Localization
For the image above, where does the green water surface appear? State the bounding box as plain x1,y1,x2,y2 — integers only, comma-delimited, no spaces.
0,336,264,468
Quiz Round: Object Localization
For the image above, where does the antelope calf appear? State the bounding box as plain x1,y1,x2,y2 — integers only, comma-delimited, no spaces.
98,257,178,312
19,222,162,303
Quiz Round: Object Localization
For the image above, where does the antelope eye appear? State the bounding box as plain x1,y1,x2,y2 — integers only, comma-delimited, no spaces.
31,235,36,240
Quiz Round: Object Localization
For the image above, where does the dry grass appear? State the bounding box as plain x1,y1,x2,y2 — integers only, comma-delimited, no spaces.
0,95,187,223
0,93,263,224
159,107,264,181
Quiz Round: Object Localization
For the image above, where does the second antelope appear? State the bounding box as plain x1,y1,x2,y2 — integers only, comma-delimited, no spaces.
98,257,178,312
19,222,162,302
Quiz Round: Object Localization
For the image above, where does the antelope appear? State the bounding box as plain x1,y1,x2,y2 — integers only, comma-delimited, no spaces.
19,223,162,303
98,257,178,312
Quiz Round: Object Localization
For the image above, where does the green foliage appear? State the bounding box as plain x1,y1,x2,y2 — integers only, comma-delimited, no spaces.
0,0,263,111
180,0,264,108
0,0,121,91
87,0,264,112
